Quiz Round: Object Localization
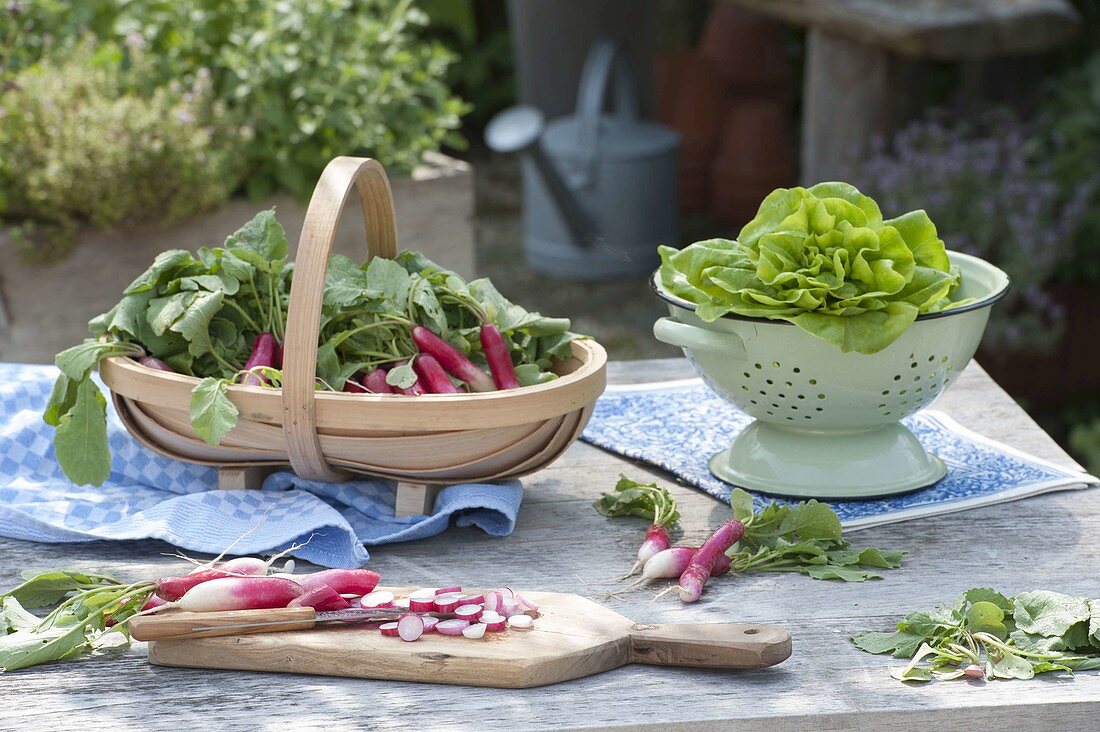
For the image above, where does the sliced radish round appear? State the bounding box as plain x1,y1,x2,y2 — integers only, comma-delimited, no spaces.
483,591,501,613
515,593,540,612
379,622,400,637
455,604,483,622
409,588,437,601
394,597,411,610
433,593,463,613
481,613,505,632
500,600,522,617
422,617,440,633
437,585,462,595
462,623,487,639
458,593,484,606
361,591,395,609
507,615,534,630
497,587,515,600
409,597,436,613
436,619,470,636
397,614,425,642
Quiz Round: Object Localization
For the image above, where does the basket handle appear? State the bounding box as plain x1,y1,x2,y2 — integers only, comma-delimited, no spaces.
282,157,398,482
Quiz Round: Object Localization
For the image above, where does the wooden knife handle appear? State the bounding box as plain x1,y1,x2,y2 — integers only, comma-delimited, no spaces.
628,622,791,669
129,608,318,641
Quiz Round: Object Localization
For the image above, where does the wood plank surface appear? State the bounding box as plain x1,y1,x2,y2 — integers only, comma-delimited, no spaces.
722,0,1080,59
1,358,1097,730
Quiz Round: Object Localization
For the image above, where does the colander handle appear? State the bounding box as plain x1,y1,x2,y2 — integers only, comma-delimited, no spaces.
653,318,747,360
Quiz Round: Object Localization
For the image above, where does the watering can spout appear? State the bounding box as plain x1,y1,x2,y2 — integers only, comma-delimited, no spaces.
484,105,598,250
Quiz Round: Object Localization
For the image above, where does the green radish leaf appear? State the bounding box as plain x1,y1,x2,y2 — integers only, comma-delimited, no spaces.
1,571,103,609
730,488,756,523
224,208,289,267
170,291,225,358
189,378,239,446
0,624,92,672
964,588,1014,613
1013,591,1091,638
325,255,381,309
777,500,842,542
365,256,412,304
386,362,418,390
1,598,42,634
123,249,194,295
989,651,1035,680
53,378,111,486
592,475,679,527
146,292,197,336
513,364,557,387
43,372,77,427
803,565,883,581
54,341,116,381
850,630,926,658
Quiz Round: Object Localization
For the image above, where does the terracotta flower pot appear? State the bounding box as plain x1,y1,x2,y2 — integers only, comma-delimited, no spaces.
709,99,794,224
699,4,791,94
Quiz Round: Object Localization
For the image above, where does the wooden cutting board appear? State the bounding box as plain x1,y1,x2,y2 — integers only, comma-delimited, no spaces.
144,588,791,688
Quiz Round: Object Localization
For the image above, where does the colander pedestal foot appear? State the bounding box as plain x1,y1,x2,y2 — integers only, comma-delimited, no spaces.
708,420,947,499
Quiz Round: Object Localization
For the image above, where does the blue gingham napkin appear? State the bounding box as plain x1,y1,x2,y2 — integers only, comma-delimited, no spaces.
582,379,1099,529
0,363,523,567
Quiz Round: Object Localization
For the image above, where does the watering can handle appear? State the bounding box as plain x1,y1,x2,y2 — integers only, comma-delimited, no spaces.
653,318,748,360
575,38,640,182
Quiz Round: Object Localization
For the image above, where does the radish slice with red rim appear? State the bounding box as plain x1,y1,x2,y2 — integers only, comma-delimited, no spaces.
397,614,425,642
458,593,484,605
394,597,411,610
409,588,437,601
507,615,534,630
422,617,440,633
454,604,482,622
409,598,435,612
379,622,400,637
483,591,501,613
361,591,395,609
462,623,487,639
437,586,462,594
436,619,470,636
515,593,540,612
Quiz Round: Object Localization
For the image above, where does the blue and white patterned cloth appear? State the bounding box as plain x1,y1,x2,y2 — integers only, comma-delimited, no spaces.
0,364,523,567
582,379,1099,529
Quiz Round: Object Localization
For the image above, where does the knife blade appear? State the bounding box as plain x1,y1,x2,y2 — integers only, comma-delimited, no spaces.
129,607,450,642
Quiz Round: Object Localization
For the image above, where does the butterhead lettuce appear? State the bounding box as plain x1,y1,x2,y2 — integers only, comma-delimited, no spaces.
659,182,970,354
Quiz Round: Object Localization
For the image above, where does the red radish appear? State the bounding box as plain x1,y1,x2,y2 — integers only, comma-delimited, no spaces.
411,326,496,392
158,566,263,601
507,615,534,630
292,569,380,596
398,613,425,642
483,591,501,613
400,379,425,396
288,586,351,611
640,547,698,581
343,378,368,393
361,590,395,609
436,619,470,636
712,551,732,577
481,613,506,632
500,600,522,618
138,356,174,372
413,354,462,394
140,594,168,613
213,557,270,575
462,623,487,639
409,597,435,612
422,617,440,633
433,593,462,613
675,519,745,603
362,368,395,394
176,576,302,612
964,664,985,679
458,593,484,605
480,324,520,389
437,585,462,595
455,604,483,622
274,343,284,369
241,333,278,386
380,622,400,637
634,525,672,574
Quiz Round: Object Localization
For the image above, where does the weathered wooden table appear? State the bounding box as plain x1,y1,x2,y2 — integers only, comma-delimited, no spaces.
3,358,1099,730
723,0,1081,184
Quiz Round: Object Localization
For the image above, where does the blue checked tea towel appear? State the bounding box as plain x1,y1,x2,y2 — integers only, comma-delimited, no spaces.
0,363,523,567
581,379,1099,529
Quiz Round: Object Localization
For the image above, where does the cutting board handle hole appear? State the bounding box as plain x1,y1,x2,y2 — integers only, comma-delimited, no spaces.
743,628,760,635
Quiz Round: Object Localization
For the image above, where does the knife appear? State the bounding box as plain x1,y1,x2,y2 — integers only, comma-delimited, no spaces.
129,607,447,641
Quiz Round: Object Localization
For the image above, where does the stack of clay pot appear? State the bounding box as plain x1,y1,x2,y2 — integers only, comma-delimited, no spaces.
656,4,795,223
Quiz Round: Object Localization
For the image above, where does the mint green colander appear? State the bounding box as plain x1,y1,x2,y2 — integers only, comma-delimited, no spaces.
651,251,1010,499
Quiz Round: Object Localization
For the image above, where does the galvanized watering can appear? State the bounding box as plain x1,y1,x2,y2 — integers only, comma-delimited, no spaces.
486,39,679,281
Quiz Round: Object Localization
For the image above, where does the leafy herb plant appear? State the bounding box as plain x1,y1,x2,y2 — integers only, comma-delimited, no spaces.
852,588,1100,681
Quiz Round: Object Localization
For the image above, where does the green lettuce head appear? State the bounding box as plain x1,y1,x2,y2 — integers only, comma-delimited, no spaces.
659,182,968,354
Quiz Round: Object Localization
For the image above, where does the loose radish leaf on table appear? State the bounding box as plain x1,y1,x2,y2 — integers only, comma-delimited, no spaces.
853,588,1100,682
728,488,904,581
593,475,681,527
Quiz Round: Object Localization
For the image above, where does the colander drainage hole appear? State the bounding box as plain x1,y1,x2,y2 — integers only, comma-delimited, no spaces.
750,399,758,405
809,378,818,385
910,362,918,369
793,367,801,373
928,355,936,362
741,385,749,391
786,416,794,421
815,407,823,412
878,403,886,409
804,415,812,420
881,390,890,396
743,372,750,379
785,381,793,387
899,389,907,395
771,403,780,409
893,375,901,381
766,410,775,416
766,379,774,385
772,361,781,368
759,390,766,396
797,394,805,400
817,394,825,400
754,363,762,369
778,393,786,399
